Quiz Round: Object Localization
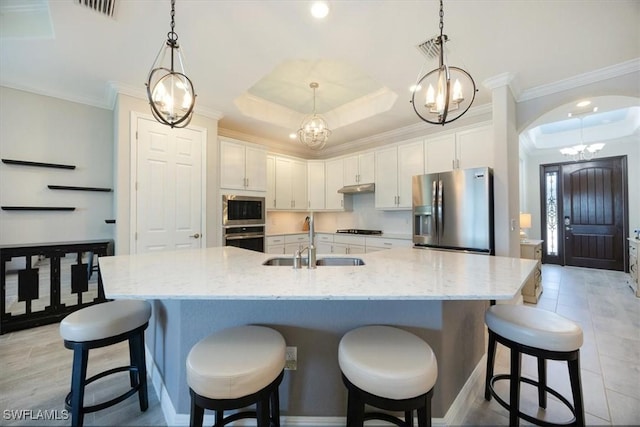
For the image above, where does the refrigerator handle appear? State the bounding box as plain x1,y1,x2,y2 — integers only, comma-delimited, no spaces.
432,180,438,236
438,180,444,234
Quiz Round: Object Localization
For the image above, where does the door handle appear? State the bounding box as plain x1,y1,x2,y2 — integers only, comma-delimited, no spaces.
190,233,201,239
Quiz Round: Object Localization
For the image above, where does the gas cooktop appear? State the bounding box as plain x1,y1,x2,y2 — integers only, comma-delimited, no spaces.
336,229,383,235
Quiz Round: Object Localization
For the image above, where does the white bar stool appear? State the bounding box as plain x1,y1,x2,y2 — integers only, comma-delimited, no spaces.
484,304,585,426
338,325,438,427
59,299,152,427
186,325,286,427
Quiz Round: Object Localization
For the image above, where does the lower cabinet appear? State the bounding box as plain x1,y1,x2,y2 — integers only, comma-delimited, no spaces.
520,240,543,303
332,235,366,255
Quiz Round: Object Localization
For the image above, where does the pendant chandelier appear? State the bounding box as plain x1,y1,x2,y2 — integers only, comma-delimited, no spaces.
411,0,477,125
559,117,605,161
298,82,331,150
146,0,196,128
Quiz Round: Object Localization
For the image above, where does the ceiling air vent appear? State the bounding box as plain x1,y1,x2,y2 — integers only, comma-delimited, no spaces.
76,0,117,18
415,35,448,59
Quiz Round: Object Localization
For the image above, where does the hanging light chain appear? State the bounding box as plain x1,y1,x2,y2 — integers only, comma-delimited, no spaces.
168,0,178,46
439,0,444,37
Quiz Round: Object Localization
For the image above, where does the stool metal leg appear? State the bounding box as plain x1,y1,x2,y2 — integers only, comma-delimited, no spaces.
69,346,89,427
417,405,428,427
568,357,585,427
405,410,413,427
509,348,522,427
485,330,497,401
129,331,149,411
270,389,280,427
537,357,547,409
189,393,204,427
256,398,270,427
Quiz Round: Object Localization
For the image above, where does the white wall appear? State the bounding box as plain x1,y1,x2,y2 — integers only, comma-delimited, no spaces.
0,87,114,245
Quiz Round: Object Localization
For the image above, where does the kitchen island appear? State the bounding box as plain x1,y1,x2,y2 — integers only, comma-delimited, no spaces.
99,247,537,425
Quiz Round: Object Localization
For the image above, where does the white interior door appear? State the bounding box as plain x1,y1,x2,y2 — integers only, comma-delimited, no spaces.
135,117,204,253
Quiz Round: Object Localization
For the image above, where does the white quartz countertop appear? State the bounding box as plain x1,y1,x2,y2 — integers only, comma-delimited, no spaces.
99,247,537,301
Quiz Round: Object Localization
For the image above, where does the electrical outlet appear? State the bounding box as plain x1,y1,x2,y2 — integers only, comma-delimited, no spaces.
285,346,297,371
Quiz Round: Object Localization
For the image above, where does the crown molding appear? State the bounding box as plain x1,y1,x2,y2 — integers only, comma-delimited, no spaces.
518,58,640,102
0,81,112,110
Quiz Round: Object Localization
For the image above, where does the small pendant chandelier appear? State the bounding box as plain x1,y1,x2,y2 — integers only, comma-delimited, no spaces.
298,82,331,150
411,0,477,125
559,117,605,161
146,0,196,128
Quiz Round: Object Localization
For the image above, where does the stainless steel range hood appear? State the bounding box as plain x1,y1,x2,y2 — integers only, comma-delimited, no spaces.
338,183,375,194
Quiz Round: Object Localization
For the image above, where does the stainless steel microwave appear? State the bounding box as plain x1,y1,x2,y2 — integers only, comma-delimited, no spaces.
222,195,266,226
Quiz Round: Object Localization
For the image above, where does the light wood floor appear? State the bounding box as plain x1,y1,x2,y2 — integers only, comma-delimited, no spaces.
1,265,638,426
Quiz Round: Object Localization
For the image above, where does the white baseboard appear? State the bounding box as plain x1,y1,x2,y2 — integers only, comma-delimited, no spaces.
145,347,485,427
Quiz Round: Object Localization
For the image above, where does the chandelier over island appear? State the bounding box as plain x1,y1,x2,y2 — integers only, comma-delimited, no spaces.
298,82,331,150
411,0,477,125
146,0,196,128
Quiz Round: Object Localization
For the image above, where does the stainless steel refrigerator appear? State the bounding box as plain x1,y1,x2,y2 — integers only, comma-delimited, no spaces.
412,167,494,254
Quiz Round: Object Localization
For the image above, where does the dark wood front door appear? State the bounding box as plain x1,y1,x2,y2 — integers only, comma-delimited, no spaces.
562,157,627,270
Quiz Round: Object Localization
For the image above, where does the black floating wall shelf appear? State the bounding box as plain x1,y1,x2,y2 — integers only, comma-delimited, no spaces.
105,219,116,224
48,185,112,192
2,159,76,170
2,206,76,211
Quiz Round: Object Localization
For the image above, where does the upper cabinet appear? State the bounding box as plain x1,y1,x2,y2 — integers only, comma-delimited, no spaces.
266,155,276,209
343,152,375,186
307,161,325,211
274,156,307,210
424,124,494,173
325,158,351,211
375,140,424,210
220,139,267,191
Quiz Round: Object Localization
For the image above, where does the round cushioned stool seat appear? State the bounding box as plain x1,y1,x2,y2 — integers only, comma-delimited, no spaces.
60,299,152,342
485,305,583,352
339,325,438,400
187,325,286,400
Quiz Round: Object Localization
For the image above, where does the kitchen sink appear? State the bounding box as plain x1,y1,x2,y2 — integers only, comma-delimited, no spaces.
315,257,365,266
262,257,365,266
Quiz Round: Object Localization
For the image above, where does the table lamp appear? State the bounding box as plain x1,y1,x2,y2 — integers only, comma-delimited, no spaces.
519,213,532,242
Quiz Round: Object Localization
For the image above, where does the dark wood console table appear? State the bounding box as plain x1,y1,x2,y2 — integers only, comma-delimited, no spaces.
0,239,113,334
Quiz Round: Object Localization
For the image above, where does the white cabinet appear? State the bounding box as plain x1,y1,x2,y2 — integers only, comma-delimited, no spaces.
457,125,494,170
266,235,285,254
266,155,276,209
315,233,333,254
365,237,412,253
375,141,424,209
333,235,366,254
343,152,375,186
273,156,308,210
220,140,267,191
307,161,326,210
325,158,350,211
424,124,494,173
284,234,308,253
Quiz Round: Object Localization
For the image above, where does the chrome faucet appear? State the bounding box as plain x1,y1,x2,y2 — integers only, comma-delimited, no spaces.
292,212,317,269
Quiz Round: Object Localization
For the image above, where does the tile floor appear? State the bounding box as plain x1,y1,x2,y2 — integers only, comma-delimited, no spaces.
0,264,638,426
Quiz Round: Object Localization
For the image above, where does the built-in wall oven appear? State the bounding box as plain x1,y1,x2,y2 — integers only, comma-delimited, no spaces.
222,195,265,252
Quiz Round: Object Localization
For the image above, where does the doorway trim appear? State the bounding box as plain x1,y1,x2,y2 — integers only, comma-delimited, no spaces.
539,155,629,271
129,112,208,254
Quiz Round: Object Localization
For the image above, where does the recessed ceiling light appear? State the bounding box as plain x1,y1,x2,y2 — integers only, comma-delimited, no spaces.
311,1,329,19
289,133,297,139
576,100,591,108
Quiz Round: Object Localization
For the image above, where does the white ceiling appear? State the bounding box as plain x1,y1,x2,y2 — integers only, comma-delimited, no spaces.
1,0,639,156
